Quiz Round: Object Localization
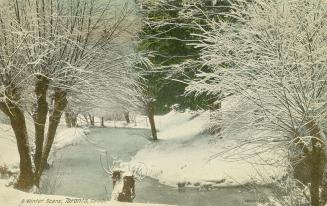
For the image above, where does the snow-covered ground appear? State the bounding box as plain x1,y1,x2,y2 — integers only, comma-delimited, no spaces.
0,123,19,167
0,122,88,168
105,110,286,188
0,119,101,206
0,107,285,206
52,126,89,150
0,118,174,206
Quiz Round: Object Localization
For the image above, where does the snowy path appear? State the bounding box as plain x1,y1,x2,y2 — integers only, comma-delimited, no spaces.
43,128,262,206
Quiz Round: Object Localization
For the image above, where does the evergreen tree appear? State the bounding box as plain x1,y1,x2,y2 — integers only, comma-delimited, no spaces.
136,0,227,114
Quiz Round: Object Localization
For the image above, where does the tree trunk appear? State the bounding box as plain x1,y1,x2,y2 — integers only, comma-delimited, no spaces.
71,113,77,127
308,120,326,206
65,112,78,127
11,108,34,190
64,112,72,127
83,114,89,126
33,76,49,179
0,102,34,191
320,168,327,205
101,117,104,127
124,111,130,124
147,102,157,141
35,90,67,186
88,114,94,126
310,147,324,206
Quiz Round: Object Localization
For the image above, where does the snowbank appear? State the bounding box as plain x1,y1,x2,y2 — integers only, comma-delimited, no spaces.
0,180,174,206
125,110,285,188
156,111,208,140
0,122,88,168
0,122,173,206
105,110,208,140
0,124,19,167
53,127,89,150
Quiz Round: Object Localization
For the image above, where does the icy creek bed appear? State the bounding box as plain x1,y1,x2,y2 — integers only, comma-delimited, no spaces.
41,128,263,206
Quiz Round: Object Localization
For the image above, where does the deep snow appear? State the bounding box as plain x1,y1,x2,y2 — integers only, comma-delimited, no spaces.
112,110,286,188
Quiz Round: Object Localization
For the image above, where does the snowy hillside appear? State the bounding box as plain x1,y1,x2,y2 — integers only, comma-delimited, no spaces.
117,110,286,188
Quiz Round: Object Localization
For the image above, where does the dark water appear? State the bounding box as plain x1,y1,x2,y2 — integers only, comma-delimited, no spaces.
41,128,263,206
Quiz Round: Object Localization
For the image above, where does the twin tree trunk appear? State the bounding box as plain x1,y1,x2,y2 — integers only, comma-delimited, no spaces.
88,114,95,127
34,89,67,186
0,76,67,190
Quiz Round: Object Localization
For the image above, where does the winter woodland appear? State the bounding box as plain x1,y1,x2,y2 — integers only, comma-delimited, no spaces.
0,0,327,206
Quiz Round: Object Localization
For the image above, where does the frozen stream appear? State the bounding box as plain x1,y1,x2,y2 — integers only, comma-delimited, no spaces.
42,128,262,206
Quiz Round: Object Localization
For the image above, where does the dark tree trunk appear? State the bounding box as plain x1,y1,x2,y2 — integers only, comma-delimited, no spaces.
310,147,324,206
101,117,104,127
321,169,327,205
88,114,94,126
124,112,130,124
11,108,34,190
308,120,326,206
0,102,34,191
35,90,67,186
33,76,49,172
147,102,157,141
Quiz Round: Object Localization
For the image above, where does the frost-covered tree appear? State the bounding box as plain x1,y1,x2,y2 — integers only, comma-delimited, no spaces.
65,42,142,128
84,65,143,127
0,0,136,190
188,0,327,205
